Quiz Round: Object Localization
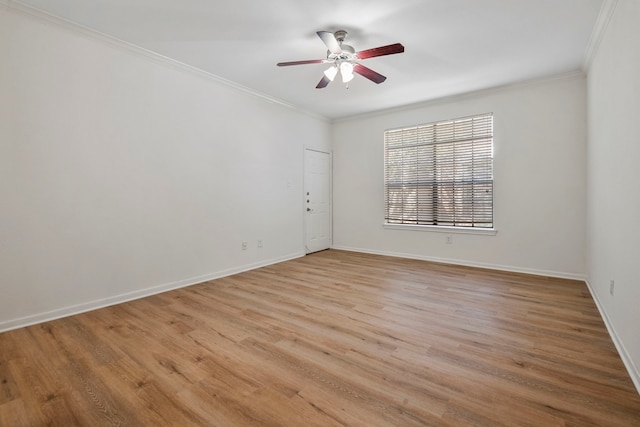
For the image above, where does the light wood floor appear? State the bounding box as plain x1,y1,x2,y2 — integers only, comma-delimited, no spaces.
1,250,639,426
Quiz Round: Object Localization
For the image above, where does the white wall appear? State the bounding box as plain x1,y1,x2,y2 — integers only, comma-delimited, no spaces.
586,0,640,390
0,6,330,330
333,75,587,278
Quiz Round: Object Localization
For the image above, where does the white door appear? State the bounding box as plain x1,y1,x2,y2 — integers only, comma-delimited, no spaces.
304,149,331,253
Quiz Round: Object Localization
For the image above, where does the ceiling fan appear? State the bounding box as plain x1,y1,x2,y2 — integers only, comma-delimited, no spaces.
277,30,405,89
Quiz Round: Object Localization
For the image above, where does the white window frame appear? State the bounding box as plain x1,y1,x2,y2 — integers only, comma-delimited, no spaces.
383,113,495,233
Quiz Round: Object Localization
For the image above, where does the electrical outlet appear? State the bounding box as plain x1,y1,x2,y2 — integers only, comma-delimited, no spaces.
609,280,615,296
446,235,453,244
241,241,248,251
257,240,263,248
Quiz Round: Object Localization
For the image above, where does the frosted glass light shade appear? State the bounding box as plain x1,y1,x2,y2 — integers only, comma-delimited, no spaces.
324,66,338,81
340,62,354,83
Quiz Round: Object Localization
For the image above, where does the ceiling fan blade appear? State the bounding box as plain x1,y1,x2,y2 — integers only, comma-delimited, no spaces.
353,64,387,84
356,43,405,60
277,59,325,66
316,75,331,89
317,31,342,54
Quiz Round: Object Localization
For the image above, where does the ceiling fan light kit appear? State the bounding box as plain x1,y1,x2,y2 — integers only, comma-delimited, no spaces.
277,30,404,89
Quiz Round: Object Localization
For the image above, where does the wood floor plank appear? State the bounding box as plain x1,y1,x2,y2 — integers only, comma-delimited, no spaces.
1,249,639,426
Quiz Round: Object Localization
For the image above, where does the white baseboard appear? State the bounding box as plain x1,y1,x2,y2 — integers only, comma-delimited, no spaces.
331,245,587,281
584,280,640,394
0,251,304,333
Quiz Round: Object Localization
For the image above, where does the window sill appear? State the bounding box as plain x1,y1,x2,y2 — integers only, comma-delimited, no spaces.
382,223,498,236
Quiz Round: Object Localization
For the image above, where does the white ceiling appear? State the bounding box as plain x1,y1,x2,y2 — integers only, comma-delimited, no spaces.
15,0,604,119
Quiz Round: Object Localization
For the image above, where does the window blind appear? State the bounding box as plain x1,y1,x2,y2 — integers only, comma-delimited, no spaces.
384,113,493,228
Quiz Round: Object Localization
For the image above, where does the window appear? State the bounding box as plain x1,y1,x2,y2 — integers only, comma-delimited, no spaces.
384,113,493,228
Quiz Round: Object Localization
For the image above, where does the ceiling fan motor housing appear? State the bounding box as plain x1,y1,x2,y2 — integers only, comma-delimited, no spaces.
327,30,356,61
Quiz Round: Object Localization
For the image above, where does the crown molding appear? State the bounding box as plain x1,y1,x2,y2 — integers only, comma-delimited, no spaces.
333,70,586,123
3,0,328,123
582,0,619,72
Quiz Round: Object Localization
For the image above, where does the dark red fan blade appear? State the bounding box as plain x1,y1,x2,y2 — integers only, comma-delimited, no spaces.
356,43,404,60
353,64,387,84
277,59,324,66
316,75,331,89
